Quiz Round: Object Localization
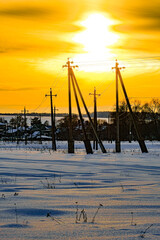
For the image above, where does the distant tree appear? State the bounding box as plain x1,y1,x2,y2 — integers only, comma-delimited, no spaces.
17,115,25,127
9,118,17,128
142,99,160,140
31,117,41,127
119,100,128,112
44,120,49,127
116,100,142,113
9,115,27,128
132,100,142,112
57,114,79,130
142,99,160,114
111,98,160,141
0,117,7,124
56,114,81,140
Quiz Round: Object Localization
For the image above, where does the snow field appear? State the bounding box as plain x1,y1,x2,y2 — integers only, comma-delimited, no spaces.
0,141,160,239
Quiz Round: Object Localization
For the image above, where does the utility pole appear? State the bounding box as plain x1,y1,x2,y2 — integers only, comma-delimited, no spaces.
89,87,101,150
63,59,78,153
39,113,42,144
112,60,124,152
45,88,57,151
16,114,19,144
112,60,148,153
63,58,106,154
21,107,28,145
117,65,148,153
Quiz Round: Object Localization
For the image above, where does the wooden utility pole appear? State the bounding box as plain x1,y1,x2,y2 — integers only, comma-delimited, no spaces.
112,60,148,153
16,114,19,144
63,58,106,154
89,87,101,150
117,67,148,153
45,88,57,151
21,107,28,145
39,113,42,144
63,59,77,153
112,60,124,152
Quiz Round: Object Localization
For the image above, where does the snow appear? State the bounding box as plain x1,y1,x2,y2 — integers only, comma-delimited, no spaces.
31,131,40,138
0,141,160,239
0,122,6,126
7,129,18,134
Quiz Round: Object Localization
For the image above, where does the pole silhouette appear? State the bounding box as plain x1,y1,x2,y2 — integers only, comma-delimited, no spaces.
63,58,106,154
117,66,148,153
21,107,28,145
112,60,124,152
63,59,77,153
45,88,57,151
89,88,100,150
112,60,148,153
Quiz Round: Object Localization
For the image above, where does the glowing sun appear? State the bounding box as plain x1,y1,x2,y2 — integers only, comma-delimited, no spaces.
73,13,119,72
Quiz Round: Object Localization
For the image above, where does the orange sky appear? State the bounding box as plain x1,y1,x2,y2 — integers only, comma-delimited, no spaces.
0,0,160,113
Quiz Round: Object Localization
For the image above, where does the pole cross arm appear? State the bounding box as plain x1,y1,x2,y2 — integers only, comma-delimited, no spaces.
45,94,57,97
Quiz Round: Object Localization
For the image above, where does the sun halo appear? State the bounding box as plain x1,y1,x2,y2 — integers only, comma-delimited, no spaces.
73,13,119,72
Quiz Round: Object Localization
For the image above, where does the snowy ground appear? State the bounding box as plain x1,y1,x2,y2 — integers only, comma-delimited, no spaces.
0,141,160,240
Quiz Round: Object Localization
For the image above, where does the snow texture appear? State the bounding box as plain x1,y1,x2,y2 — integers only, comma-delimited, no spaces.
0,141,160,239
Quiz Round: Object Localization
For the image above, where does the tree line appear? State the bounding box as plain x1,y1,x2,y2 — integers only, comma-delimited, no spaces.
0,99,160,142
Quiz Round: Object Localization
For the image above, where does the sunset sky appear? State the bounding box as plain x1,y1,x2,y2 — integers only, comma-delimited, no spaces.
0,0,160,113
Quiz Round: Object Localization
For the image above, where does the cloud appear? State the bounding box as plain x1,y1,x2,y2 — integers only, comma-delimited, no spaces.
0,1,85,56
100,1,160,33
0,7,49,18
112,21,160,33
0,38,80,56
0,87,39,92
110,36,160,53
0,1,86,22
126,6,160,20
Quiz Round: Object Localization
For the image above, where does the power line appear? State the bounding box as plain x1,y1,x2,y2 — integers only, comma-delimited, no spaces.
31,96,47,112
99,79,115,95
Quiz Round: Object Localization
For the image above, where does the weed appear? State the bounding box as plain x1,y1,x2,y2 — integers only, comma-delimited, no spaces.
0,177,7,184
75,202,103,224
79,209,87,223
120,182,124,192
0,176,17,184
46,212,63,224
40,177,55,189
2,194,5,199
74,182,79,188
14,203,18,224
40,175,62,189
14,192,19,196
58,174,62,183
75,202,79,223
131,212,137,226
23,219,29,225
140,224,153,238
74,202,87,223
91,204,103,223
